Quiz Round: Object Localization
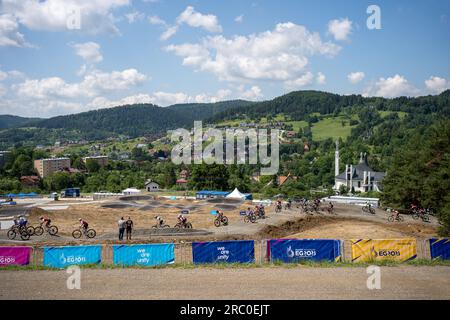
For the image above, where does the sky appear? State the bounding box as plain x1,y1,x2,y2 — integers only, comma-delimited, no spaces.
0,0,449,118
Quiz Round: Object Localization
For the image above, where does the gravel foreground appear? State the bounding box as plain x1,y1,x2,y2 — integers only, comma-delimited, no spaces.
0,266,449,300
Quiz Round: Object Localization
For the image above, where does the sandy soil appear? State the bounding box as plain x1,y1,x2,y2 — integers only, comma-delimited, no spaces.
0,199,439,245
1,266,449,300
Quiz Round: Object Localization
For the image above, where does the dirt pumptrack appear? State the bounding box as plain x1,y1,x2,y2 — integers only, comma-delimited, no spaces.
1,266,450,300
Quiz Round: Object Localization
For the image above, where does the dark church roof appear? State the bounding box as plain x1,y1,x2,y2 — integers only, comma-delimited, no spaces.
336,154,386,182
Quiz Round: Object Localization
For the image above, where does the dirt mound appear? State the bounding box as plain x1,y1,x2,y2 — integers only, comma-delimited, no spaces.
102,203,135,209
214,204,239,211
256,216,438,240
119,195,154,201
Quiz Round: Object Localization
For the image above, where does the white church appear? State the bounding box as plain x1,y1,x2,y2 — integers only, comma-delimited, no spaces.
334,141,386,193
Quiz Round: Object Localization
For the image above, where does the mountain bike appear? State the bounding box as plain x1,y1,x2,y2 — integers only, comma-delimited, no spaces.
72,227,96,239
214,215,229,227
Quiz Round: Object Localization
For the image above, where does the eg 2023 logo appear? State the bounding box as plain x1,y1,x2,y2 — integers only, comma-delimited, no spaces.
370,246,400,258
286,246,317,258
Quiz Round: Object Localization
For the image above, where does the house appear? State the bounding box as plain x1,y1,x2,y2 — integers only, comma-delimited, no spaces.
334,142,386,192
145,179,160,192
20,176,40,188
176,179,188,188
122,188,141,195
179,169,190,180
277,173,298,186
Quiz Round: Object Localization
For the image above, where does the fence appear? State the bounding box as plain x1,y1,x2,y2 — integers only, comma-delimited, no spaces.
0,238,447,268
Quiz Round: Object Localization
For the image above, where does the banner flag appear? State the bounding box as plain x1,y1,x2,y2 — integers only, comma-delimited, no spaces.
0,246,31,266
351,239,417,262
113,244,174,266
192,240,255,264
267,239,341,262
43,245,102,268
429,238,450,260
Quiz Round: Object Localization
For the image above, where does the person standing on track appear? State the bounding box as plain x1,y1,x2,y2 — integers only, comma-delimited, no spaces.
118,217,126,241
125,216,133,240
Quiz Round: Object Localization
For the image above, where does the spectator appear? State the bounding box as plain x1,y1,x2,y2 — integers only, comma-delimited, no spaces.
118,217,126,241
126,216,133,240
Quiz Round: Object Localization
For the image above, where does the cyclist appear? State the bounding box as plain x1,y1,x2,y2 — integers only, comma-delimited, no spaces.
393,209,401,221
79,218,88,233
155,215,164,227
327,202,334,213
18,216,28,229
40,216,51,228
276,199,282,211
216,210,224,220
286,199,292,209
177,214,187,227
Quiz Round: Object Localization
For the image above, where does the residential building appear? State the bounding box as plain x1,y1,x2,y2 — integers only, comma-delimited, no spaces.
20,176,40,188
83,156,109,167
145,179,160,192
34,157,71,178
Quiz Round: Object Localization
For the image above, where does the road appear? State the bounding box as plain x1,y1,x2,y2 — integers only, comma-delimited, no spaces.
1,266,449,300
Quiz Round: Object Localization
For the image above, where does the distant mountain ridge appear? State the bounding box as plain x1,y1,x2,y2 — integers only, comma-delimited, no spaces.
0,115,42,130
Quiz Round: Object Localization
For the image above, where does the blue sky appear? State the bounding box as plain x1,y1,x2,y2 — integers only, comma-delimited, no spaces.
0,0,449,117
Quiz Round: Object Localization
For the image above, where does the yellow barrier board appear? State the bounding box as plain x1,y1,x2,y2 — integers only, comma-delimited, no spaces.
351,239,417,262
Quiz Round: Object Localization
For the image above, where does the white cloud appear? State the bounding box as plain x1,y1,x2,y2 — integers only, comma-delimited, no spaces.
348,71,365,84
0,84,7,97
316,72,326,85
0,14,28,47
425,76,449,94
363,74,420,98
125,11,144,24
1,0,130,35
328,18,353,41
71,42,103,63
285,72,314,89
0,70,7,81
148,15,167,26
166,22,341,84
239,86,263,100
235,15,244,23
160,25,179,41
153,6,222,41
15,68,147,99
177,6,222,33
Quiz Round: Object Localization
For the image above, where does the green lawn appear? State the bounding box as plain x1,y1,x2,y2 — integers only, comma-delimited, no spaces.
285,120,309,131
379,110,408,119
311,117,357,141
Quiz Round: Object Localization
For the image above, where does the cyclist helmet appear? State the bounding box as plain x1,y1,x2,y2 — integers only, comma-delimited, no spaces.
79,218,82,221
40,216,44,219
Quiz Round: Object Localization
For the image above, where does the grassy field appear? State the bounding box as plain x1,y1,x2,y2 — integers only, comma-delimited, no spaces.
2,259,449,271
311,117,358,141
379,110,408,119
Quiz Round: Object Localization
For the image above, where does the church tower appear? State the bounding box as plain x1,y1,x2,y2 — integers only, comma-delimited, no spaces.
335,140,340,177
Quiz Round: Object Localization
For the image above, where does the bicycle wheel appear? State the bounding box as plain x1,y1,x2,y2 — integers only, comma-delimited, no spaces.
222,216,229,225
250,215,257,223
214,219,221,227
20,231,30,241
388,216,394,222
186,222,193,229
244,216,250,223
422,215,430,223
34,226,44,236
398,215,404,222
87,229,96,238
412,213,419,220
7,229,16,240
48,226,58,236
72,229,82,239
26,226,35,236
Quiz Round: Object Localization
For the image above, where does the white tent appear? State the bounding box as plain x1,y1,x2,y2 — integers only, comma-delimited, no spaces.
122,188,141,195
226,188,246,199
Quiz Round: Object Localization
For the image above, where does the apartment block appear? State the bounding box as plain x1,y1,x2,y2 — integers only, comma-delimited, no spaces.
34,157,71,178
